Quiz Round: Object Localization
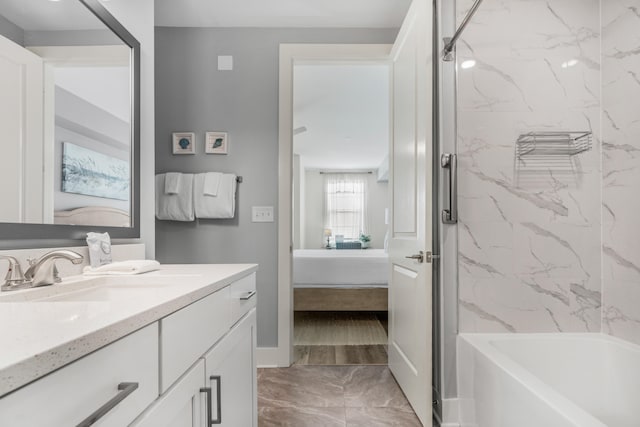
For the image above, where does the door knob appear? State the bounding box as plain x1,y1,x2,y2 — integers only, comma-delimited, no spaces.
405,251,439,263
405,251,424,263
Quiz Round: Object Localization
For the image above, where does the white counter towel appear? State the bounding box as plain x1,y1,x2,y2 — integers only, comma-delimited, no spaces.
83,260,161,275
194,173,236,219
203,172,222,196
155,173,195,221
164,172,181,194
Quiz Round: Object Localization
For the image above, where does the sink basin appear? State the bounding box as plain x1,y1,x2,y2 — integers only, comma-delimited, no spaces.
0,273,201,303
40,285,159,302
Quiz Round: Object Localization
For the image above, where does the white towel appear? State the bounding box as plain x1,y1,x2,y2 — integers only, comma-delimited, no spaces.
83,260,161,275
164,172,181,194
155,173,195,221
194,173,236,219
203,172,222,196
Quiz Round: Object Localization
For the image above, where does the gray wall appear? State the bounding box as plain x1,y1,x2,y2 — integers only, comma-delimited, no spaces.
0,14,23,45
24,30,120,47
155,27,398,347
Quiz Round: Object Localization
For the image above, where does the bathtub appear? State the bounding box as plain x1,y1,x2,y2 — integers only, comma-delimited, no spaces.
457,333,640,427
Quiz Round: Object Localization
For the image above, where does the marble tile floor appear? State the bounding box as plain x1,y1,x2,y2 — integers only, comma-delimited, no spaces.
258,365,422,426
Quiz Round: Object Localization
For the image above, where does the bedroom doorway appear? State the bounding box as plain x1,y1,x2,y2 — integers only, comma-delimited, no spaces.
291,61,391,366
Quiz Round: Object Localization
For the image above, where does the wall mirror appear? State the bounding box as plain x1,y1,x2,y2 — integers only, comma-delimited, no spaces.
0,0,140,240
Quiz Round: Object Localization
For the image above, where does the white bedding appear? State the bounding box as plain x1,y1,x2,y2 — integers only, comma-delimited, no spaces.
293,249,389,288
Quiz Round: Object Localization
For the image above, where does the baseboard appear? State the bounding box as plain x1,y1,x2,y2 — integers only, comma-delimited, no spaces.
442,398,461,425
257,347,285,368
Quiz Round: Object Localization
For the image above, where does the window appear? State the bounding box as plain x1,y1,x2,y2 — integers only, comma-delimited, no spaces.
323,173,368,240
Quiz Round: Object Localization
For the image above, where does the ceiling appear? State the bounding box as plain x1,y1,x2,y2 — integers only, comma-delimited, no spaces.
0,0,106,31
155,0,412,28
293,64,390,170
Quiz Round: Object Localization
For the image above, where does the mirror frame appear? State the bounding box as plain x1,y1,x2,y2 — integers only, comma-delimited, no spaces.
0,0,140,241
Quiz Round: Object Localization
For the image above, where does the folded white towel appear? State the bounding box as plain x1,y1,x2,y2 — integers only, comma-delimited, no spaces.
83,260,161,275
203,172,222,196
155,173,195,221
194,173,236,219
164,172,181,194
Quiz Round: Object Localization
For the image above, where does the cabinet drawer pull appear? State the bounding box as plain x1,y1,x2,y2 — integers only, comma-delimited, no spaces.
240,290,256,301
210,375,222,424
76,382,138,427
200,387,213,426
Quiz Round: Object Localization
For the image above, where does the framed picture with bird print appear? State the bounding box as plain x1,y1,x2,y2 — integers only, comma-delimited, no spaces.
205,132,228,154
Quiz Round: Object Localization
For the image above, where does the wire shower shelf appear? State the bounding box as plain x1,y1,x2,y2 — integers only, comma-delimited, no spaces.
516,131,592,158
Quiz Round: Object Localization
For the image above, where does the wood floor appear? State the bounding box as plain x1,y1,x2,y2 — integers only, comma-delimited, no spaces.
258,365,421,426
294,311,388,365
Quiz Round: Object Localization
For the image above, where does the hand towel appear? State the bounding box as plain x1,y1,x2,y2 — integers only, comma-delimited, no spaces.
194,173,236,219
203,172,222,196
155,173,195,221
83,260,161,275
164,172,182,194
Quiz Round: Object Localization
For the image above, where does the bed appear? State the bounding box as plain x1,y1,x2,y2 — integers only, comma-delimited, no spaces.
293,249,389,311
54,206,130,227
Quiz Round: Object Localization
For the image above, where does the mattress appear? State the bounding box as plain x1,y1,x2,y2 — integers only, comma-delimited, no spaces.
293,249,389,288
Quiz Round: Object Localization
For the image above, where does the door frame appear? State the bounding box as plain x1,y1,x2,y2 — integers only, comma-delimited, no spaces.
271,44,392,367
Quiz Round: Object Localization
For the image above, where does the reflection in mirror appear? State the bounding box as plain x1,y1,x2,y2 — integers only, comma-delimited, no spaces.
0,0,133,229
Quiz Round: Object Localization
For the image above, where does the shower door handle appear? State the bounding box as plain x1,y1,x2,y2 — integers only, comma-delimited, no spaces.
441,153,458,224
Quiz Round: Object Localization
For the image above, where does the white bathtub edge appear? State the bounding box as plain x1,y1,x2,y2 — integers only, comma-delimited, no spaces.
457,333,609,427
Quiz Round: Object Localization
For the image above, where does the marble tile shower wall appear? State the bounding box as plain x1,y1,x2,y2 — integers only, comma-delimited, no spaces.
456,0,603,333
602,1,640,345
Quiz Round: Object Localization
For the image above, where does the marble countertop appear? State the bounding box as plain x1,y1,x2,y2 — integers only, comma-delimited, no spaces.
0,264,258,397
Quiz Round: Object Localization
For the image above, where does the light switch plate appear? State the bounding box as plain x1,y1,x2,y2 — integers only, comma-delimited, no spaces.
252,206,274,222
217,55,233,71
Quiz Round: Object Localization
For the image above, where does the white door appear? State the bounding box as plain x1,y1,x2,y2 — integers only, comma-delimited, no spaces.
387,0,433,425
0,35,44,223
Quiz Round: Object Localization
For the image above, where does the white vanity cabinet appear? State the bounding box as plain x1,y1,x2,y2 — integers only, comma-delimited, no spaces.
0,266,258,427
203,309,257,427
132,272,258,427
129,360,207,427
0,323,159,427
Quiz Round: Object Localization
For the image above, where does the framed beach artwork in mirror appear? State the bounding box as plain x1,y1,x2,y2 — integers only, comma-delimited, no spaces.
62,142,130,201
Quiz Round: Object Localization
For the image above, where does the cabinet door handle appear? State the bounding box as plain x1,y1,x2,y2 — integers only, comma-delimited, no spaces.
200,387,213,426
210,375,222,424
240,290,256,301
76,382,138,427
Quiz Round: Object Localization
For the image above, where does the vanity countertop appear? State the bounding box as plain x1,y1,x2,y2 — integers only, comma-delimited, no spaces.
0,264,258,398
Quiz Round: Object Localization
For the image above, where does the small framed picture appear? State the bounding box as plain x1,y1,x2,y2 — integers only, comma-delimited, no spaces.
172,132,196,155
205,132,228,154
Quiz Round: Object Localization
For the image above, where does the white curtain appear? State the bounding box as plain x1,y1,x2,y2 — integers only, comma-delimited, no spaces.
323,173,369,240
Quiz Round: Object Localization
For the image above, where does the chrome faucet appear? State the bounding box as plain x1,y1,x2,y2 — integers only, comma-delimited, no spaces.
0,255,27,291
24,250,84,288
